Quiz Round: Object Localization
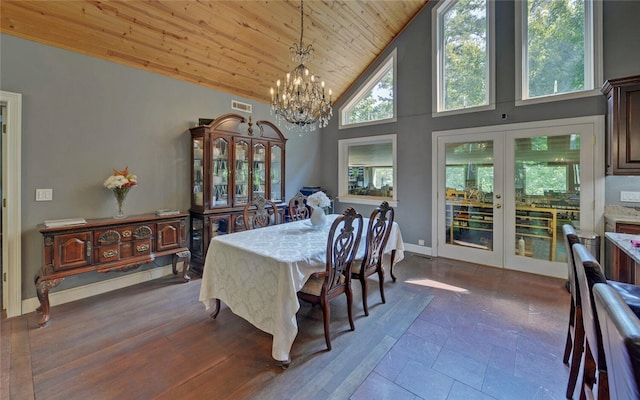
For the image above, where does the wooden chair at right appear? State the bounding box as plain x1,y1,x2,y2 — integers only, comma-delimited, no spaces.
574,243,610,400
297,207,363,351
593,283,640,400
562,224,585,399
564,225,640,399
243,194,279,230
351,201,394,316
288,192,310,221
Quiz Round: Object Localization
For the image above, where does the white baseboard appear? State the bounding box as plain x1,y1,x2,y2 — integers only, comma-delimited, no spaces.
403,243,432,256
22,264,175,314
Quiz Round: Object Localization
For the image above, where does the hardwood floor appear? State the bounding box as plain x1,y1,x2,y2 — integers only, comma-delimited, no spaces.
2,254,570,400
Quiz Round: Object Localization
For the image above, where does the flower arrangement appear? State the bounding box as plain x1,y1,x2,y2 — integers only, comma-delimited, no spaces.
104,167,138,219
104,166,138,190
306,191,331,208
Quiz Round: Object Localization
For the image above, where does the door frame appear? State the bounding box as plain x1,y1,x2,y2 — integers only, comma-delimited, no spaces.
431,115,605,277
1,91,22,318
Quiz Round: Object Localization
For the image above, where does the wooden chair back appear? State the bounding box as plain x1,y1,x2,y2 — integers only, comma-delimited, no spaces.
324,207,364,297
243,195,279,230
594,283,640,400
360,202,394,278
288,192,310,221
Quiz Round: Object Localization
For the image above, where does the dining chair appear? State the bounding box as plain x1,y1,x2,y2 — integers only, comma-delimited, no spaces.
352,201,394,316
243,194,279,229
297,207,363,351
593,283,640,400
562,224,585,398
574,243,610,400
288,192,310,221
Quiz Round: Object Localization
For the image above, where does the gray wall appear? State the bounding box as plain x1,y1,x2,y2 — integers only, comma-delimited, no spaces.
321,0,640,247
0,34,323,299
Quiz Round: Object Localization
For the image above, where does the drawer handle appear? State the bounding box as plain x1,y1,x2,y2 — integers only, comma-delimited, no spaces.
103,249,118,258
122,230,132,238
136,244,150,252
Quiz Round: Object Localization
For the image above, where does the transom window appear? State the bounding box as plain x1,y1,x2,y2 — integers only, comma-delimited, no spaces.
432,0,495,115
339,50,396,129
516,0,602,104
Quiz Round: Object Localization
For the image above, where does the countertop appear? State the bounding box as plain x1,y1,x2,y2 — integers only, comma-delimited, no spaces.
605,232,640,264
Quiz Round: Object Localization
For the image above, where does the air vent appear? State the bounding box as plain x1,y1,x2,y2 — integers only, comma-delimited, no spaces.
231,100,252,113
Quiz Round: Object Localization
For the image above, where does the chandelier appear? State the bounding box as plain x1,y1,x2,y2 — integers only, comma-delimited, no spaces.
270,0,333,131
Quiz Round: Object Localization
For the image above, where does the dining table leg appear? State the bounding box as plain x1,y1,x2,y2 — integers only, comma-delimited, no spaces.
389,250,398,282
209,298,221,319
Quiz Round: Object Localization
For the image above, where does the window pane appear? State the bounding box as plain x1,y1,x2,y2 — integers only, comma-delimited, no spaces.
348,69,394,124
526,0,587,97
347,142,394,198
442,0,488,110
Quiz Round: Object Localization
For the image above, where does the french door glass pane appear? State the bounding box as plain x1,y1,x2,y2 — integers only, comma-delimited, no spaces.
445,140,494,251
514,134,580,261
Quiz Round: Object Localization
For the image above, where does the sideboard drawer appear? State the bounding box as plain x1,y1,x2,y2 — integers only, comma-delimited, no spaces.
96,244,120,263
133,239,152,256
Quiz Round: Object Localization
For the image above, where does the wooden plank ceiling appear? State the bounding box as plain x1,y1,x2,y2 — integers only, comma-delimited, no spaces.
1,0,428,104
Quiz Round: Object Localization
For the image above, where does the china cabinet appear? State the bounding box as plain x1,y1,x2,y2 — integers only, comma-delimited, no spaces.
36,213,190,326
602,75,640,175
189,113,287,270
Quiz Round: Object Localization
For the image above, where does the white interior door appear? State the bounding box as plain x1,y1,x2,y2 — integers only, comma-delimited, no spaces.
433,117,603,278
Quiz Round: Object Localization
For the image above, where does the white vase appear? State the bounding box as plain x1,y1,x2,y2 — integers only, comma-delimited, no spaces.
310,205,326,227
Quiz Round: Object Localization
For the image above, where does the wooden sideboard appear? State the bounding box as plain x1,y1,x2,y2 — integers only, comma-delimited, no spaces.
35,213,191,326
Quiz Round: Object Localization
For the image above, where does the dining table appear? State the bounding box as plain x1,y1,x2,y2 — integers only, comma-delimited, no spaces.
198,214,404,365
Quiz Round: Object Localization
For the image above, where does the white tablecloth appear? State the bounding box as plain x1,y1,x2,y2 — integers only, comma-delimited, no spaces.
198,214,404,361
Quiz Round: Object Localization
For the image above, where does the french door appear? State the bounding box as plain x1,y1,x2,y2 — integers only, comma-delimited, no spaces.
433,117,603,278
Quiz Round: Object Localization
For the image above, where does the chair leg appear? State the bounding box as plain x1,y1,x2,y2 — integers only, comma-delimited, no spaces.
361,277,369,316
597,369,609,400
580,343,596,400
563,300,575,364
566,307,584,399
321,299,332,351
347,286,355,331
378,267,386,304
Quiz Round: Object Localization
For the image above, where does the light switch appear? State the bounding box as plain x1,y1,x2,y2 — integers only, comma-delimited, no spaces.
36,188,53,201
621,191,640,203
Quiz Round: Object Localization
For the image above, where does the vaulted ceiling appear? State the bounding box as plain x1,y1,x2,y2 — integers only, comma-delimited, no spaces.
1,1,429,104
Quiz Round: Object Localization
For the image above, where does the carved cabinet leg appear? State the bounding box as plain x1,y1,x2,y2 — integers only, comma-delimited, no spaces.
173,250,191,282
34,272,63,326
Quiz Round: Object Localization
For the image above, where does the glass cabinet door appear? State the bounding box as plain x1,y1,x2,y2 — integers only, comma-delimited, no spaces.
211,137,229,207
270,144,283,202
192,137,204,207
234,140,250,206
252,142,267,199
